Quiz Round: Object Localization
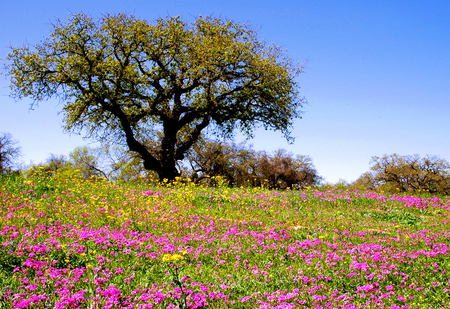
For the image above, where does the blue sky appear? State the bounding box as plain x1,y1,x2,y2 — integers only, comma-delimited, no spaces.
1,0,449,183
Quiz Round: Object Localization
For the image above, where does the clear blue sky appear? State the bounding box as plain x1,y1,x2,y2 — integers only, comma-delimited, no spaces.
1,0,449,183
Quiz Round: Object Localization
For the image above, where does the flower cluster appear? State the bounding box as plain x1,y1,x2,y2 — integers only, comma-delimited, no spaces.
0,176,449,308
162,253,185,262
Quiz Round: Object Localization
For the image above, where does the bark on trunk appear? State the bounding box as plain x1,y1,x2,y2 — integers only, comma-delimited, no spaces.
151,119,181,181
142,156,179,181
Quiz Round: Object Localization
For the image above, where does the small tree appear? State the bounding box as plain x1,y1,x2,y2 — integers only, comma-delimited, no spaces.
45,154,70,174
292,154,323,188
68,144,157,182
0,132,21,173
367,154,450,194
186,139,257,186
350,172,377,191
99,144,159,182
256,149,320,189
7,13,304,181
69,146,108,179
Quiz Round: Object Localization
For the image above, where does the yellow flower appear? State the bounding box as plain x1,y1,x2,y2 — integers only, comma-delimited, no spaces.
171,254,184,261
162,253,184,262
162,254,172,262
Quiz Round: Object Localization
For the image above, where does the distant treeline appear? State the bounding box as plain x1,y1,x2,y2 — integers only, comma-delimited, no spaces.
2,132,450,194
19,139,322,190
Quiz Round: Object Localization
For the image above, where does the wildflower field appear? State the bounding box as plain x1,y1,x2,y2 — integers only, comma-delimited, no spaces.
1,172,450,309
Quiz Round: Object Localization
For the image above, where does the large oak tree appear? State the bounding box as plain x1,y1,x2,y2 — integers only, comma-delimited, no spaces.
7,13,304,180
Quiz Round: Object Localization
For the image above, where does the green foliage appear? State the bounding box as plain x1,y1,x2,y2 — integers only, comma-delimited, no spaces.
68,144,159,182
351,154,450,195
360,211,423,226
186,139,257,186
0,170,22,186
51,167,83,183
7,13,304,181
0,238,25,276
69,146,107,179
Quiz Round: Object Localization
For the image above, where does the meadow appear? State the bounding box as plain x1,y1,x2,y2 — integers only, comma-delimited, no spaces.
0,171,449,308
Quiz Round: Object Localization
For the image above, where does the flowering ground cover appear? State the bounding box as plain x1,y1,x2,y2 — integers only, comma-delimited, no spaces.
1,173,450,308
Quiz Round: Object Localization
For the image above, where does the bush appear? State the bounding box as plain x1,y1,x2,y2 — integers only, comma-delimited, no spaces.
351,154,450,195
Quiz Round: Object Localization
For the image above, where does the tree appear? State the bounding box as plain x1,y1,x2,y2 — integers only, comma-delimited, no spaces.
291,154,323,188
45,153,71,175
350,172,377,191
0,132,21,173
186,139,257,186
186,139,320,189
360,154,450,194
68,144,157,182
256,149,320,189
7,13,304,181
69,146,108,179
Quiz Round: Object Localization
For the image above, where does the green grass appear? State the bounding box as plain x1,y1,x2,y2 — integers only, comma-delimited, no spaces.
0,173,449,308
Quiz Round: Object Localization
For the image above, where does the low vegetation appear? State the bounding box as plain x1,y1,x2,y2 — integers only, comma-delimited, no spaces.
1,170,450,308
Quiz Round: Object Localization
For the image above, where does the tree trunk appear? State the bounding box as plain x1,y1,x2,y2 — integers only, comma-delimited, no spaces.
160,158,180,181
140,153,179,181
157,120,181,181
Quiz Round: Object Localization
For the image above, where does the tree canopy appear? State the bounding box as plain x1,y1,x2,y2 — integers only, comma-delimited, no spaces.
351,154,450,194
7,13,304,180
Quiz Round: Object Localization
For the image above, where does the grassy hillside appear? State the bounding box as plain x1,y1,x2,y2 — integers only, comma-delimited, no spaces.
1,172,449,308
